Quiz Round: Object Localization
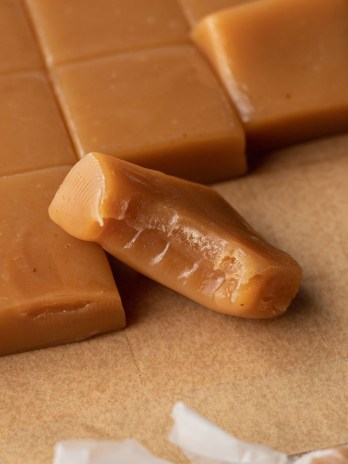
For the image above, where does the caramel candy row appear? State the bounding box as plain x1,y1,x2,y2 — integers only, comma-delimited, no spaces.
0,1,125,356
193,0,348,152
25,1,247,183
50,153,302,319
0,167,125,357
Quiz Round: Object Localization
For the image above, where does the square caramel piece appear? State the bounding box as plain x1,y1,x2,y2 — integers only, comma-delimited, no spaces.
25,0,189,65
0,0,42,74
0,72,76,176
53,45,246,183
178,0,256,26
0,166,125,356
193,0,348,152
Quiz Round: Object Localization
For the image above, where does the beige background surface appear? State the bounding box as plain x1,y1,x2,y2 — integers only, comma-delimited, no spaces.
0,134,348,463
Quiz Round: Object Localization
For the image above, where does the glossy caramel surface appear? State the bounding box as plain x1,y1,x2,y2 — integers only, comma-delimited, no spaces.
50,153,302,319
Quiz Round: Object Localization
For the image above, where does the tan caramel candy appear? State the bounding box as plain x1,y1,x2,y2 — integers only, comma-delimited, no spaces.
179,0,255,26
193,0,348,152
0,167,125,356
53,45,246,183
49,153,302,319
25,0,189,65
0,0,42,74
0,72,76,176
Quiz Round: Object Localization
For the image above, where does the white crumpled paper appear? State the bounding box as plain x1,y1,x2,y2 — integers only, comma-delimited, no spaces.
169,402,288,464
52,403,347,464
293,447,348,464
53,439,173,464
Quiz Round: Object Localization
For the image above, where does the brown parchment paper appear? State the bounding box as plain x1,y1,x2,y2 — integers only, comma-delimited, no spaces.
0,133,348,464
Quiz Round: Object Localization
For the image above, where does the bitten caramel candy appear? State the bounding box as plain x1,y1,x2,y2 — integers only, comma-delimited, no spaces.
193,0,348,152
49,153,302,319
0,72,76,176
178,0,255,26
0,167,125,357
53,45,246,183
25,0,189,65
0,0,42,74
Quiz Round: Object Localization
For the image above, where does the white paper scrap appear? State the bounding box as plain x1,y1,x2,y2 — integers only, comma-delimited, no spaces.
293,446,348,464
53,439,174,464
169,402,289,464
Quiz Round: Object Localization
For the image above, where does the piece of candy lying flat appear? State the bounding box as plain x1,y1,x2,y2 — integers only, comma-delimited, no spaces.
25,0,189,65
193,0,348,152
0,71,76,176
52,45,246,183
0,0,42,74
0,166,125,356
49,153,302,319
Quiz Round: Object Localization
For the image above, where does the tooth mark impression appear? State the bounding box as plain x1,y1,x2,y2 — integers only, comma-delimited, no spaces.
149,242,170,266
178,261,201,280
124,229,143,249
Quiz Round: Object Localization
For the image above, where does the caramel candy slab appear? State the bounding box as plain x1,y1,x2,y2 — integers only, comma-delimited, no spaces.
53,45,246,183
0,72,76,176
0,167,125,357
179,0,256,26
49,153,302,319
25,0,189,65
0,0,42,74
193,0,348,152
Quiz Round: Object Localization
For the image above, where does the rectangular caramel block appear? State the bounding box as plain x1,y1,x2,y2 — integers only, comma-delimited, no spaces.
178,0,255,26
0,72,76,176
53,45,246,183
49,153,302,319
0,0,42,74
25,0,189,65
0,167,125,356
193,0,348,152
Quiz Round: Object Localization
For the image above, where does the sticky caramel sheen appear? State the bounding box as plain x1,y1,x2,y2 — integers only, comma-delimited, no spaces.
50,153,302,319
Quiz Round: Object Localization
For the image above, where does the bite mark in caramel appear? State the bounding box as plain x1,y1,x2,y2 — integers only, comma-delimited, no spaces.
50,153,302,319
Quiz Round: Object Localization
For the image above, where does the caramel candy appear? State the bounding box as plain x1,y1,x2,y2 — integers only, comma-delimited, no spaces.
0,72,76,176
53,45,246,183
0,0,42,74
0,166,125,357
49,153,302,319
193,0,348,152
25,0,189,65
178,0,255,26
